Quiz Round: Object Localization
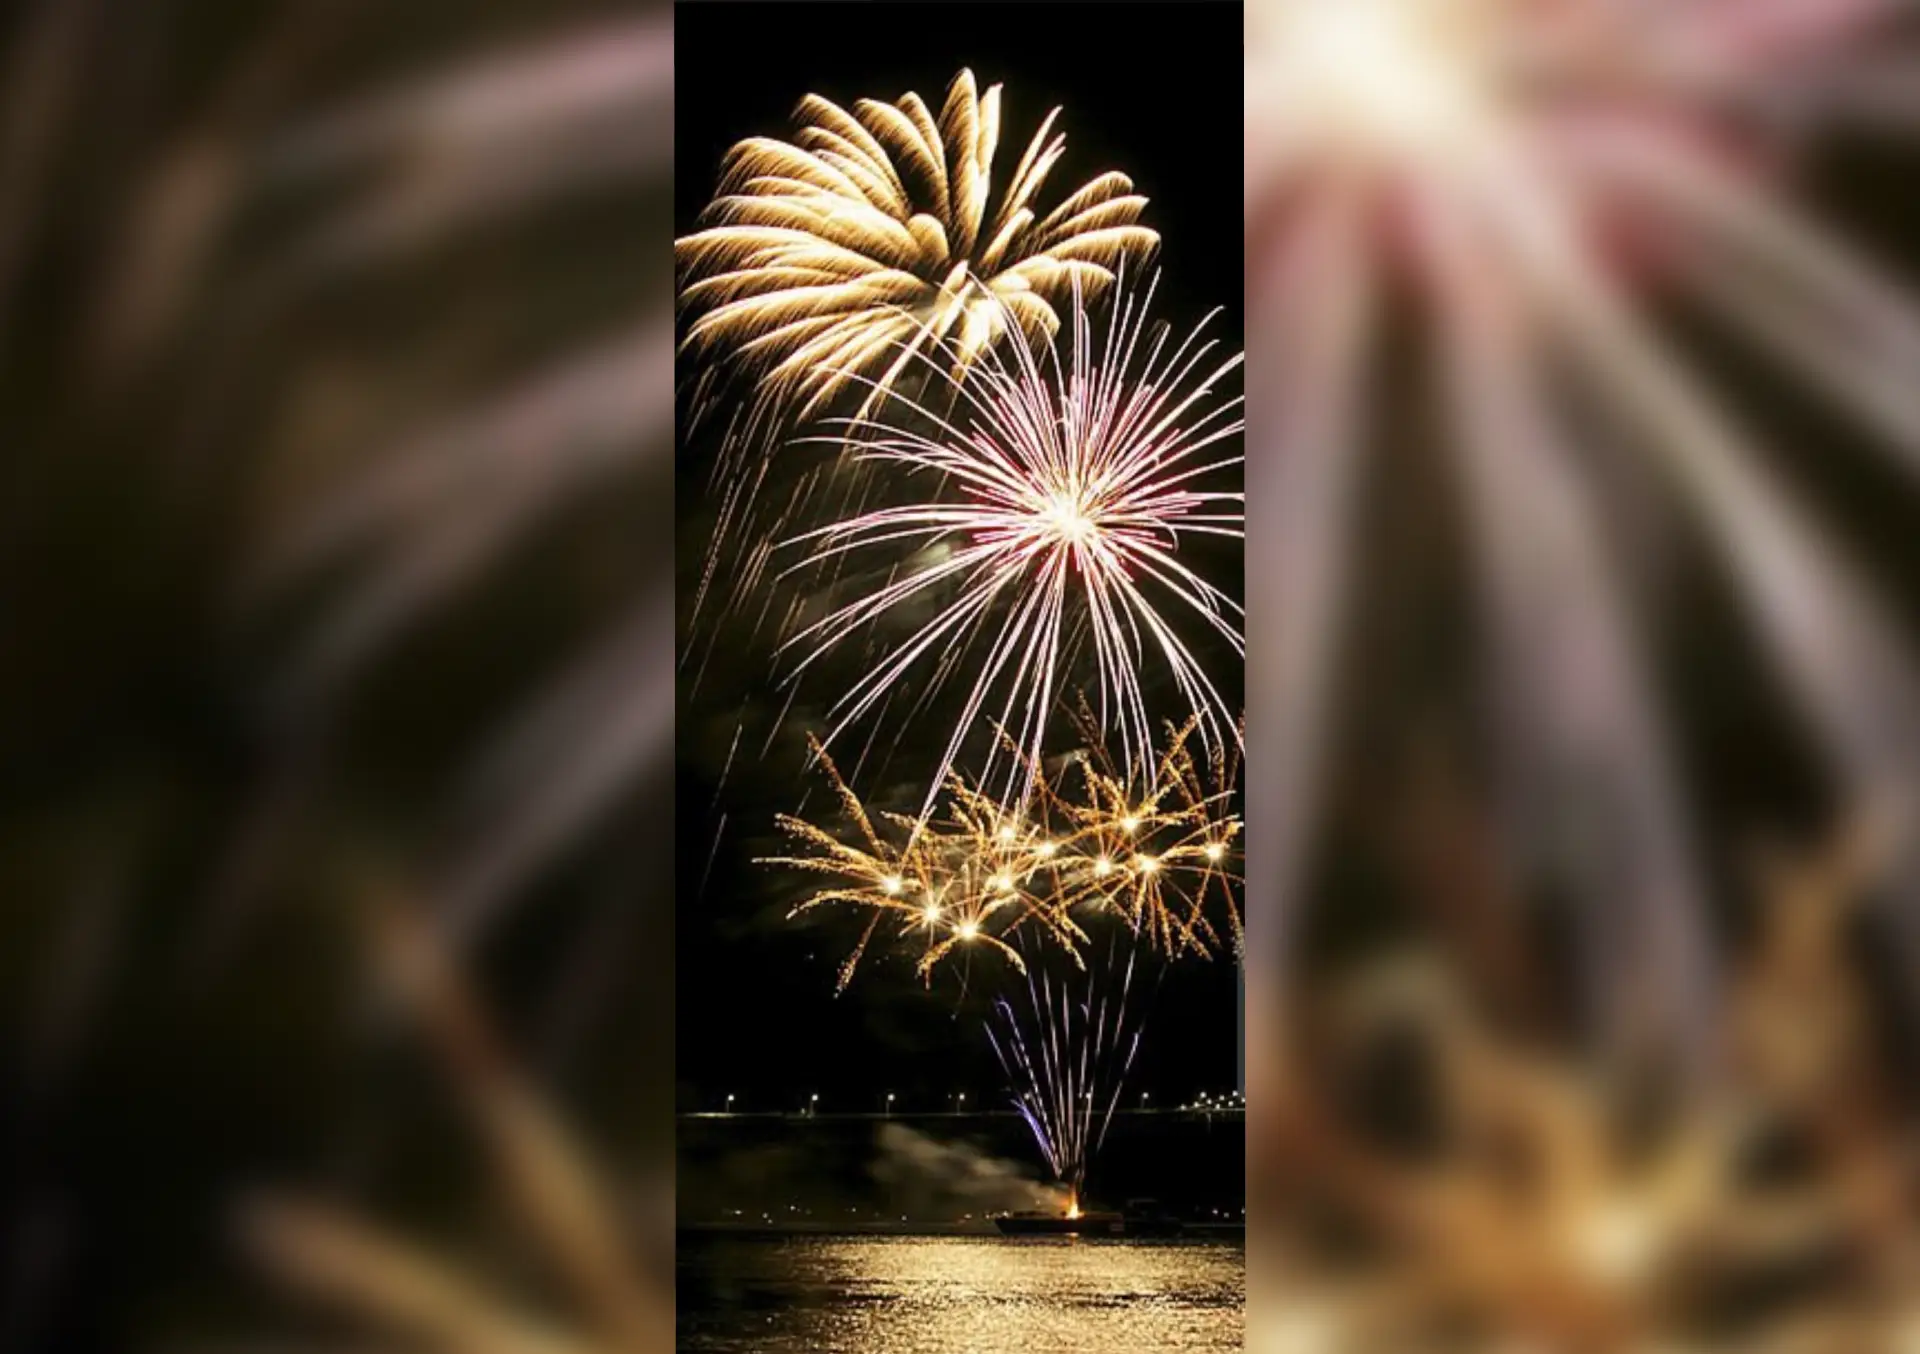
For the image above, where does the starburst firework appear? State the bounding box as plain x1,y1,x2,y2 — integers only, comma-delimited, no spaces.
780,274,1244,815
677,68,1158,420
1027,710,1246,958
762,738,1070,987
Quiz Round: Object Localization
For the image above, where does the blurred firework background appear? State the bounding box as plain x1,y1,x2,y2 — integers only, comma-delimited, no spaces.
1247,1,1920,1349
0,1,674,1350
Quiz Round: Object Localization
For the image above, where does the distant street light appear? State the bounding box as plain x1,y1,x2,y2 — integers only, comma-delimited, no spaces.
725,1093,736,1113
885,1092,896,1118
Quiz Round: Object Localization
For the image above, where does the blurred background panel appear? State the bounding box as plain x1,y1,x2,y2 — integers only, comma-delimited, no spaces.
1245,2,1920,1349
0,2,675,1351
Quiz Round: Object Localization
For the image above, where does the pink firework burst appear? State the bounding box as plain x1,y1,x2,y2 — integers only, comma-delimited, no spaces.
780,274,1244,815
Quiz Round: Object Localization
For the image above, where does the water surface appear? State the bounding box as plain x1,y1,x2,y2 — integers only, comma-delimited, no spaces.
678,1232,1245,1353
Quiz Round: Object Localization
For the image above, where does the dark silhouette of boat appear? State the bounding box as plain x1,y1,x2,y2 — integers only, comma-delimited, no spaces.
994,1207,1121,1236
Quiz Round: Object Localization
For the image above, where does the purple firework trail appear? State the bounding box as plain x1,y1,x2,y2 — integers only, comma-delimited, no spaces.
988,936,1146,1197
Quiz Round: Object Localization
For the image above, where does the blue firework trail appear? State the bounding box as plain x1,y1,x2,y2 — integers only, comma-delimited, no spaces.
989,936,1146,1198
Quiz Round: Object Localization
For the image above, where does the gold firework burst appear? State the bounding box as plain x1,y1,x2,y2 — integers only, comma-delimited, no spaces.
1014,709,1243,958
762,718,1241,988
762,739,1083,989
677,68,1159,420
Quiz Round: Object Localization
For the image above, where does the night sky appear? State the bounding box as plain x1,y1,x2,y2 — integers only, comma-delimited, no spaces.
674,1,1246,1115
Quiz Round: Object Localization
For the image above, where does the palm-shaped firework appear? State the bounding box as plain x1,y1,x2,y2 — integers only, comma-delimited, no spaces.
677,67,1158,422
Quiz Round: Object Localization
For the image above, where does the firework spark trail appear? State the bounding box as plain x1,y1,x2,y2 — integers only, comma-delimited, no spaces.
988,936,1146,1197
1250,188,1375,995
1421,186,1718,1069
1446,127,1920,958
761,738,1068,988
1246,0,1920,1043
1035,711,1248,958
776,275,1244,817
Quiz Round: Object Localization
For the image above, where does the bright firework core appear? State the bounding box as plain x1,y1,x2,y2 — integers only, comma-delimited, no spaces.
1040,490,1100,548
1253,0,1492,157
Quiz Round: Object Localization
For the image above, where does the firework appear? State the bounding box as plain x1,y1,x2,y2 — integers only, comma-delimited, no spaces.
778,273,1243,816
676,68,1158,421
988,937,1146,1199
1254,818,1920,1352
761,739,1080,988
763,718,1241,988
1245,0,1920,1051
1021,710,1245,958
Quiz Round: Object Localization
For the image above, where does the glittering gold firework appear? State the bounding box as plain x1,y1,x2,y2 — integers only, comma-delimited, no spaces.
676,68,1159,420
762,717,1241,988
1043,711,1245,958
